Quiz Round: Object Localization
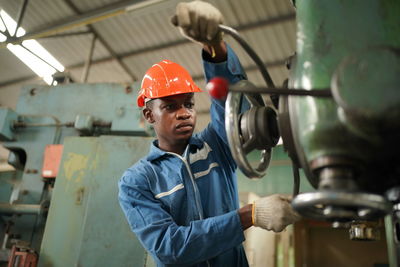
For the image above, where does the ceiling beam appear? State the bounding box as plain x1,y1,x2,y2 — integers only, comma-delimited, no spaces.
37,30,92,39
14,0,30,37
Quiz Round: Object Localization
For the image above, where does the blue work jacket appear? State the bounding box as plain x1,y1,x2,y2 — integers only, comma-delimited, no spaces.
118,45,249,267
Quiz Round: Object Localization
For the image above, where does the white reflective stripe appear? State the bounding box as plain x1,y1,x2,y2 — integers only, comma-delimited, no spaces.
154,183,184,199
189,142,212,164
194,162,219,179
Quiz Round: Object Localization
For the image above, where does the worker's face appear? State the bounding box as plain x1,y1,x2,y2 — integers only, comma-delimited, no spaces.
143,93,196,147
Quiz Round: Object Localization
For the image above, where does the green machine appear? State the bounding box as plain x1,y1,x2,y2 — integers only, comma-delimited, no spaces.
0,83,157,266
222,0,400,266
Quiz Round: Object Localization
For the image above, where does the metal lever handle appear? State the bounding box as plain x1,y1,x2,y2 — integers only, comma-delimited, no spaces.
218,24,275,89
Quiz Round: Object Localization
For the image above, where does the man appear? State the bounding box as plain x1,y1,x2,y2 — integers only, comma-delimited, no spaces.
118,1,299,266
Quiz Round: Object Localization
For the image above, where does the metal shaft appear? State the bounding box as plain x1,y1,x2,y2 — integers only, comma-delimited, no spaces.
0,203,41,215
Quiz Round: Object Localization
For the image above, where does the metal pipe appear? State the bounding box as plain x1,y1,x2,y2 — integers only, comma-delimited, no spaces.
37,30,92,39
14,0,30,36
230,84,332,98
0,203,41,215
13,122,73,128
219,25,275,89
81,34,97,83
385,214,399,267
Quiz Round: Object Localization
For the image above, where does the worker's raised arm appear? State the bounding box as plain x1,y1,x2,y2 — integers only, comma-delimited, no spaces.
118,168,245,265
200,45,247,152
172,0,247,149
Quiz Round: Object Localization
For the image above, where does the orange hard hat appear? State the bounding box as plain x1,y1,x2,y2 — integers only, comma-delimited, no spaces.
137,60,202,107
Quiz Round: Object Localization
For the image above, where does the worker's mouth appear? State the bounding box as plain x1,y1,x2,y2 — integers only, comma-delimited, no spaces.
176,123,193,132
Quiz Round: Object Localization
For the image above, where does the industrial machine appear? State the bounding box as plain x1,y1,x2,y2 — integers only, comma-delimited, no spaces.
0,83,156,266
220,0,400,266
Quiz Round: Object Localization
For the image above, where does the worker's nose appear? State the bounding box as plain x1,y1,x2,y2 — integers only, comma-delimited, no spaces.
176,106,191,120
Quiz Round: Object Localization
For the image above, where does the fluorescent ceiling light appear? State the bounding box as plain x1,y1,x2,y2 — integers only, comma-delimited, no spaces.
22,40,65,72
0,10,25,36
1,9,65,85
0,33,6,42
0,17,6,32
7,44,57,78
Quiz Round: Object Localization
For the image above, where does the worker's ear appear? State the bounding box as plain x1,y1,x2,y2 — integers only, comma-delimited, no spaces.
143,107,155,123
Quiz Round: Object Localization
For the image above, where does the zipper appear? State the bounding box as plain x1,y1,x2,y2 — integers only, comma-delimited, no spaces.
167,151,204,220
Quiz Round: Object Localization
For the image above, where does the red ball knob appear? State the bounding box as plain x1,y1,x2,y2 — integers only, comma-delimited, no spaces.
206,77,229,100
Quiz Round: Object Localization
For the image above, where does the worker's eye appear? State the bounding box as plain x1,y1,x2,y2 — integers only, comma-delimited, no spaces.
184,102,194,109
164,104,176,110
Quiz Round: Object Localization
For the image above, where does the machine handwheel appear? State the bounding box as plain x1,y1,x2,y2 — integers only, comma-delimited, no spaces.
217,25,279,179
292,191,392,221
225,80,278,178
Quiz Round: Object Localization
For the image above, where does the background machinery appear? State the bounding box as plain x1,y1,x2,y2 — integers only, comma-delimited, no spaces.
0,82,156,266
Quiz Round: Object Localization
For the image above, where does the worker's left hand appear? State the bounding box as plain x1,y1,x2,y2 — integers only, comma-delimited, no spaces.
253,194,301,232
171,0,224,45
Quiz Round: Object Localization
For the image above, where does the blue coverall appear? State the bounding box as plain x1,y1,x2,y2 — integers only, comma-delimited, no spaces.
118,45,249,267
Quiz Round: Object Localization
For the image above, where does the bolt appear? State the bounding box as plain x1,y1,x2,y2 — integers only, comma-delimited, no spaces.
125,86,132,94
29,88,37,96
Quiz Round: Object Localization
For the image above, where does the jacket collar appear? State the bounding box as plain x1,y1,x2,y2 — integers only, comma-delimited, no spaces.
146,136,204,161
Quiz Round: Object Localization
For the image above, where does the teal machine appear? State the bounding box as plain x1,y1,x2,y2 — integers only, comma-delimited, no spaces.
221,0,400,266
0,83,157,266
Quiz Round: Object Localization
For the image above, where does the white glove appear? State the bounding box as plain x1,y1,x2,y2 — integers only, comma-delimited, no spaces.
253,194,301,232
171,0,224,45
